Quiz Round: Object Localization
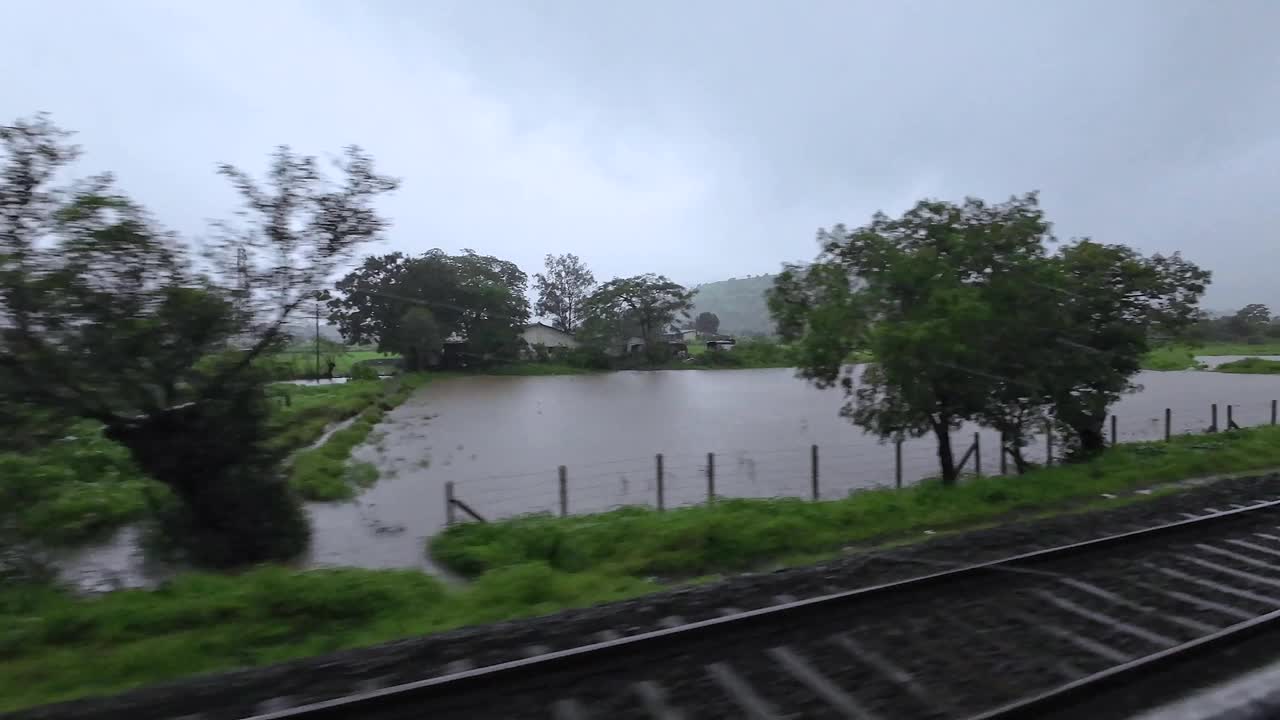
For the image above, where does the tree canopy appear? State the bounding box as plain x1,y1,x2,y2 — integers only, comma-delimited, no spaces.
581,273,695,348
327,249,530,364
694,311,721,335
534,253,595,332
770,192,1209,484
0,114,398,565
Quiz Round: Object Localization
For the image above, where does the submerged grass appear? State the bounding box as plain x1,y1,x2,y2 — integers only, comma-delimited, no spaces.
285,374,431,501
0,563,655,712
430,425,1280,579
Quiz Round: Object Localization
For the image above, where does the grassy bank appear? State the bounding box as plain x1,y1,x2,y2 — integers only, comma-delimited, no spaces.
1195,341,1280,356
286,374,430,500
1216,357,1280,375
8,425,1280,710
257,350,400,380
1140,345,1204,371
0,564,654,712
431,425,1280,579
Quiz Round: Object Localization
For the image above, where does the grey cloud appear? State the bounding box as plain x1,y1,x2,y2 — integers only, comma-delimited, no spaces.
4,0,1278,308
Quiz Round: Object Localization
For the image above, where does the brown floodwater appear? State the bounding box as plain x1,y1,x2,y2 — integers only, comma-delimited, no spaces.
57,364,1280,588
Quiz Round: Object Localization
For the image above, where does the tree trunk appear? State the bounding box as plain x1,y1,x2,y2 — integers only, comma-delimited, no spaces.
1074,421,1107,459
104,388,308,567
932,419,958,486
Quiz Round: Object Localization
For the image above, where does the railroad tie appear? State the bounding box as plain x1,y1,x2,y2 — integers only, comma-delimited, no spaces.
706,662,783,720
633,680,687,720
768,645,880,719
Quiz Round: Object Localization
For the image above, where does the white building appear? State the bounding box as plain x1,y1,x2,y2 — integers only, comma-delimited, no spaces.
520,322,578,350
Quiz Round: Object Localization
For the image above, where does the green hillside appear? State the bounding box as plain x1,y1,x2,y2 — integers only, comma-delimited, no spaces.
689,274,777,336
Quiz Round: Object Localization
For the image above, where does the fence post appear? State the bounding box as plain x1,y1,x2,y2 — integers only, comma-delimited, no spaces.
1165,408,1172,441
1273,399,1278,426
558,465,568,518
706,452,716,504
810,444,820,501
1227,404,1235,430
445,481,456,526
1045,422,1053,466
999,431,1007,475
972,432,981,478
894,439,903,489
1110,415,1117,447
1210,403,1218,433
656,453,665,512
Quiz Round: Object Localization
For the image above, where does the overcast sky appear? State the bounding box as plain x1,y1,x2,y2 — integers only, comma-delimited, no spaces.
5,0,1279,310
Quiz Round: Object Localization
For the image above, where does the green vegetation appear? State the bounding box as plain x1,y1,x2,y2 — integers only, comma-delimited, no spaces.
1140,345,1204,371
0,564,655,712
771,193,1209,478
285,374,430,500
0,425,157,546
1195,341,1280,356
433,425,1280,579
3,376,430,546
252,350,399,381
1215,357,1280,375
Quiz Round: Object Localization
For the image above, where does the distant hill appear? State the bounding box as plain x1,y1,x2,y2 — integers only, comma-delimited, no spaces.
689,274,778,336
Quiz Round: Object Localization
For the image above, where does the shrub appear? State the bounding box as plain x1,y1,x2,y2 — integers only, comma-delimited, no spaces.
348,362,380,382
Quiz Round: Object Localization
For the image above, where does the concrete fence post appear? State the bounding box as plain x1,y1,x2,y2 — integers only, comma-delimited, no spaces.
445,481,456,526
1227,404,1235,430
973,432,981,479
1273,399,1278,426
1165,408,1172,442
1211,403,1219,433
558,465,568,518
1045,421,1054,466
999,431,1007,476
656,453,665,512
894,439,903,489
810,444,820,501
1110,415,1118,447
706,452,716,504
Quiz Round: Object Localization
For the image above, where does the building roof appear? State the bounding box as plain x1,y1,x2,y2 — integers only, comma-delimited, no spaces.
522,322,575,337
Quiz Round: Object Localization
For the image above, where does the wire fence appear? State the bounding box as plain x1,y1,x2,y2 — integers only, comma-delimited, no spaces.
444,399,1280,526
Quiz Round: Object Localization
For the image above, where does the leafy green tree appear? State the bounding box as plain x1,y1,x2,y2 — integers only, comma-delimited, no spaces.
1042,242,1209,457
770,194,1054,485
582,274,695,346
694,311,721,335
398,307,443,371
328,249,530,364
1229,303,1271,336
534,253,595,332
0,114,398,565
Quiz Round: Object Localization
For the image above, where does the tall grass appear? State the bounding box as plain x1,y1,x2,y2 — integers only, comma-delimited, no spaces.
0,563,656,712
1215,357,1280,375
431,425,1280,579
1140,345,1204,371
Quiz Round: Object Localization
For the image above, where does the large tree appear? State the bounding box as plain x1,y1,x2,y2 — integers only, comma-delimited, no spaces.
582,274,695,345
694,311,721,335
328,249,530,364
1042,242,1209,457
534,253,595,332
0,114,398,565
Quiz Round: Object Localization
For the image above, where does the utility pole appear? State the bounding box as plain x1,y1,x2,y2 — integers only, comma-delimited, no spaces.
314,301,321,382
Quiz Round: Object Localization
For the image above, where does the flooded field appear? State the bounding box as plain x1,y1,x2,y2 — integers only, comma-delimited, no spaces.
59,363,1280,587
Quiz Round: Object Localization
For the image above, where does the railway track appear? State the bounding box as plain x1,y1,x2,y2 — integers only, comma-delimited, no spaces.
237,498,1280,720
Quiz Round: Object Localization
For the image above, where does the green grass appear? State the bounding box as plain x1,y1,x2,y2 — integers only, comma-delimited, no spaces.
257,350,400,380
431,425,1280,579
1140,345,1204,371
0,563,656,712
1194,341,1280,356
0,424,156,546
1215,357,1280,375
